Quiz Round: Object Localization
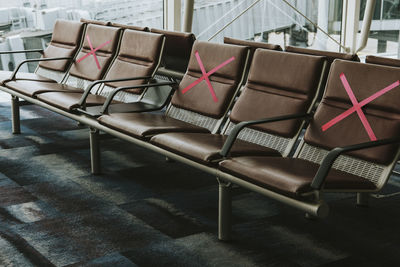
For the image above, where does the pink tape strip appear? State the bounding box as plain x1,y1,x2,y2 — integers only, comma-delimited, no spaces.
322,73,400,141
182,51,235,103
76,35,112,70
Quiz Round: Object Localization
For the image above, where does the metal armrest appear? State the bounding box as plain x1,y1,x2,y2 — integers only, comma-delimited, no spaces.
100,81,177,114
0,49,43,55
219,113,311,157
78,76,151,107
10,56,72,80
311,137,400,190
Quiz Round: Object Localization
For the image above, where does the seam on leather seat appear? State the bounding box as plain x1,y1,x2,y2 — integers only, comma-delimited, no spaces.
185,72,235,86
248,79,313,97
245,85,307,101
322,98,400,119
117,56,153,66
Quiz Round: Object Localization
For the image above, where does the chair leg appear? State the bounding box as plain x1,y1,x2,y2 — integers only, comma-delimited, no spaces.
218,179,232,241
357,192,369,207
11,96,20,134
90,127,101,175
165,156,175,163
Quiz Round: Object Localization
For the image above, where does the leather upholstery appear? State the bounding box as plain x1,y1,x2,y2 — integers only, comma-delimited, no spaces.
150,28,195,73
366,55,400,67
26,30,163,110
230,49,325,138
224,37,282,64
171,41,248,119
68,24,122,81
80,18,110,26
37,92,118,111
0,71,55,84
39,20,85,72
305,60,400,164
98,113,210,139
5,80,82,97
150,132,281,165
104,30,164,94
110,22,149,31
285,46,360,66
219,156,376,197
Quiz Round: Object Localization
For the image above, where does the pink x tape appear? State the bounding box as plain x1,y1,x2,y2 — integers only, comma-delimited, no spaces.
76,35,112,70
182,51,235,102
322,73,400,141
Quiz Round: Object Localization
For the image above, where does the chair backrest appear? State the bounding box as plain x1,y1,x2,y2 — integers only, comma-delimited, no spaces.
110,22,149,32
150,28,196,77
285,46,359,66
167,41,249,133
365,55,400,67
285,46,360,103
97,30,165,102
36,19,85,82
80,18,110,26
224,37,282,82
65,23,122,89
298,60,400,189
224,37,282,62
224,49,326,156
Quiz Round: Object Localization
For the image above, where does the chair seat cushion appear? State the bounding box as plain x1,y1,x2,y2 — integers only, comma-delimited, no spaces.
219,156,376,197
98,113,210,139
4,80,82,97
0,71,56,85
150,132,281,165
37,92,116,112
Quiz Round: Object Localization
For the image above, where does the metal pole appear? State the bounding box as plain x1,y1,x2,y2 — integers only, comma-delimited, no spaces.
218,179,232,241
11,95,20,134
182,0,194,32
90,127,101,175
356,0,376,52
357,192,369,207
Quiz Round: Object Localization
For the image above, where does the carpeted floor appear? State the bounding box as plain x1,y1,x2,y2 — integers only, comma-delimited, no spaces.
0,92,400,266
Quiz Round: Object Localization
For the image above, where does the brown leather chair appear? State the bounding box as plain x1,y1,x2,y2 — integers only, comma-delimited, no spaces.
35,29,165,112
224,37,282,82
97,40,250,140
285,46,360,104
0,19,85,84
224,37,282,62
149,49,326,166
80,18,111,26
4,23,122,99
217,59,400,240
110,22,149,32
150,28,196,79
365,55,400,67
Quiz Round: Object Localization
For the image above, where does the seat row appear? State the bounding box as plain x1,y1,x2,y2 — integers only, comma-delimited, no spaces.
1,19,400,241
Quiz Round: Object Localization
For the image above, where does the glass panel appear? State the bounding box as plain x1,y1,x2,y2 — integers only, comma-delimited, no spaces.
359,0,400,58
0,0,164,71
192,0,343,52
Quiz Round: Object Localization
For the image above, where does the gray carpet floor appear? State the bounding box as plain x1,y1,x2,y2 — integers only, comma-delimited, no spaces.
0,96,400,266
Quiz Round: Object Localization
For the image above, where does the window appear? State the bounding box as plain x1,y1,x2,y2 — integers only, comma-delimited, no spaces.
191,0,344,53
359,0,400,58
0,0,164,71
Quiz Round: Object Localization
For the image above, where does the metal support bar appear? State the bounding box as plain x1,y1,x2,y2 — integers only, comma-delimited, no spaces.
342,0,361,53
164,0,181,31
11,96,20,134
90,127,101,175
357,192,369,207
0,49,43,55
356,0,376,52
208,0,262,41
182,0,194,32
218,179,233,241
